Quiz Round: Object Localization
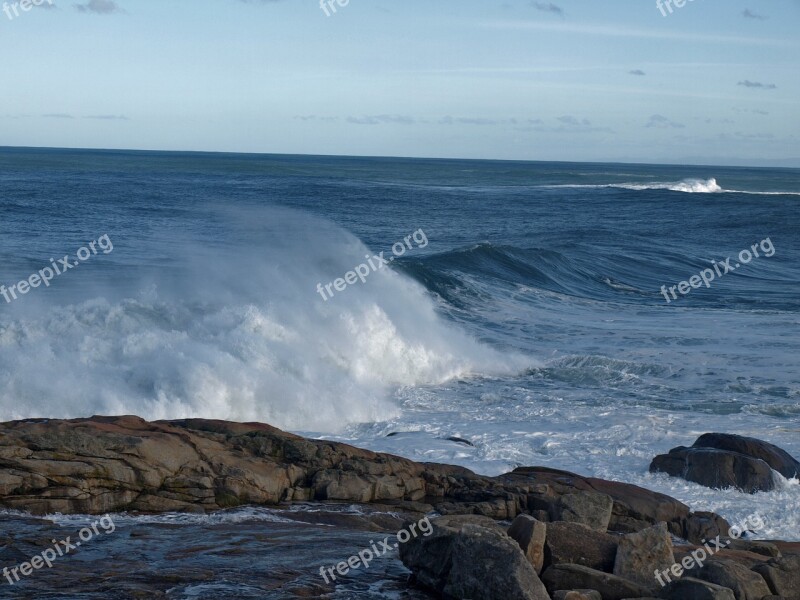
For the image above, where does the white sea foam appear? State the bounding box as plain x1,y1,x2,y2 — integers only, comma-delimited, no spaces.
545,177,800,195
0,206,524,431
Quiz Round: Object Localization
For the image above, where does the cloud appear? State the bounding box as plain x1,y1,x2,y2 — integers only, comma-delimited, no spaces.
42,113,75,119
738,80,777,89
530,2,563,17
347,114,415,125
629,69,646,76
74,0,123,14
438,116,525,126
557,115,591,127
742,9,767,20
294,115,339,122
519,116,612,134
645,114,685,129
84,115,129,120
439,116,499,125
734,132,774,140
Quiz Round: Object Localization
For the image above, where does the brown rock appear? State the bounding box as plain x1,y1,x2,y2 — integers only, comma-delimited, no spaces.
545,521,618,572
542,563,651,600
752,555,800,599
657,577,736,600
553,591,602,600
558,491,614,532
613,522,674,588
684,558,772,600
400,517,549,600
507,514,547,573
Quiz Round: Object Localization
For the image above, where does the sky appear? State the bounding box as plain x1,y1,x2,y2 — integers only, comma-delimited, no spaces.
0,0,798,166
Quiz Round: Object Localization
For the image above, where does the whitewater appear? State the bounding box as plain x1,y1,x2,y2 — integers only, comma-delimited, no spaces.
1,149,798,539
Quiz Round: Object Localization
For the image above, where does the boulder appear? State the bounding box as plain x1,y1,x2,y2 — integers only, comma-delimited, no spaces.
613,522,674,588
752,555,800,599
657,577,736,600
508,514,547,573
650,433,800,494
726,539,781,558
558,492,614,532
444,524,551,600
683,558,772,600
553,591,602,600
399,517,549,600
649,447,777,493
544,521,619,572
692,433,800,479
503,467,729,544
542,564,651,600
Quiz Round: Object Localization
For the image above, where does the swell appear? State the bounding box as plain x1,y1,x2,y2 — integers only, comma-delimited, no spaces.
400,242,799,310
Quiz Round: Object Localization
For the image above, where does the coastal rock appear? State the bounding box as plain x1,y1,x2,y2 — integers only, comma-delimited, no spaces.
444,524,551,600
650,447,776,493
507,513,547,573
692,433,800,480
557,491,614,532
725,539,781,558
503,466,730,544
552,591,602,600
0,416,731,549
399,517,549,600
657,577,736,600
544,521,619,572
684,558,772,600
613,522,674,588
752,555,800,599
541,563,651,600
649,433,800,493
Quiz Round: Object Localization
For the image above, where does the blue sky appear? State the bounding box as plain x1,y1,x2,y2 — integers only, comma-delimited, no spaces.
1,0,798,165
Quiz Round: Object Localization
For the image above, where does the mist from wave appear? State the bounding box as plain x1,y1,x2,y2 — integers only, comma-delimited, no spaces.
0,206,526,431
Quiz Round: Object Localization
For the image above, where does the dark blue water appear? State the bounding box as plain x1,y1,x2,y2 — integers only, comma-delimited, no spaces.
1,147,799,539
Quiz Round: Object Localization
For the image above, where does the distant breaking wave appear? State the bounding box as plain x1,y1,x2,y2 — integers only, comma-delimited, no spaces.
614,178,722,193
546,178,800,195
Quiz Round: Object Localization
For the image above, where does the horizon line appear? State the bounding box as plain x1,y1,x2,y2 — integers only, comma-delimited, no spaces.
1,144,798,171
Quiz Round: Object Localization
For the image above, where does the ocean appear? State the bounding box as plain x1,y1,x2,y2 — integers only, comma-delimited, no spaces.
0,147,799,595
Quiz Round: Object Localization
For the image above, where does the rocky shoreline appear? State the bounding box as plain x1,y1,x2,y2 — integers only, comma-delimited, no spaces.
0,416,797,599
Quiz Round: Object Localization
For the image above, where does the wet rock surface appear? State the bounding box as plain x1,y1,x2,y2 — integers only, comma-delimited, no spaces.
649,433,800,493
2,418,799,599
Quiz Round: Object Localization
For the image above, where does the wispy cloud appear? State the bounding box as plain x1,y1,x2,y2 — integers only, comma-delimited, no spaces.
629,69,646,76
738,80,777,89
74,0,123,14
84,115,129,120
486,20,796,47
530,2,564,17
294,115,339,122
518,116,612,134
347,114,415,125
645,114,685,129
742,9,767,20
42,113,75,119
